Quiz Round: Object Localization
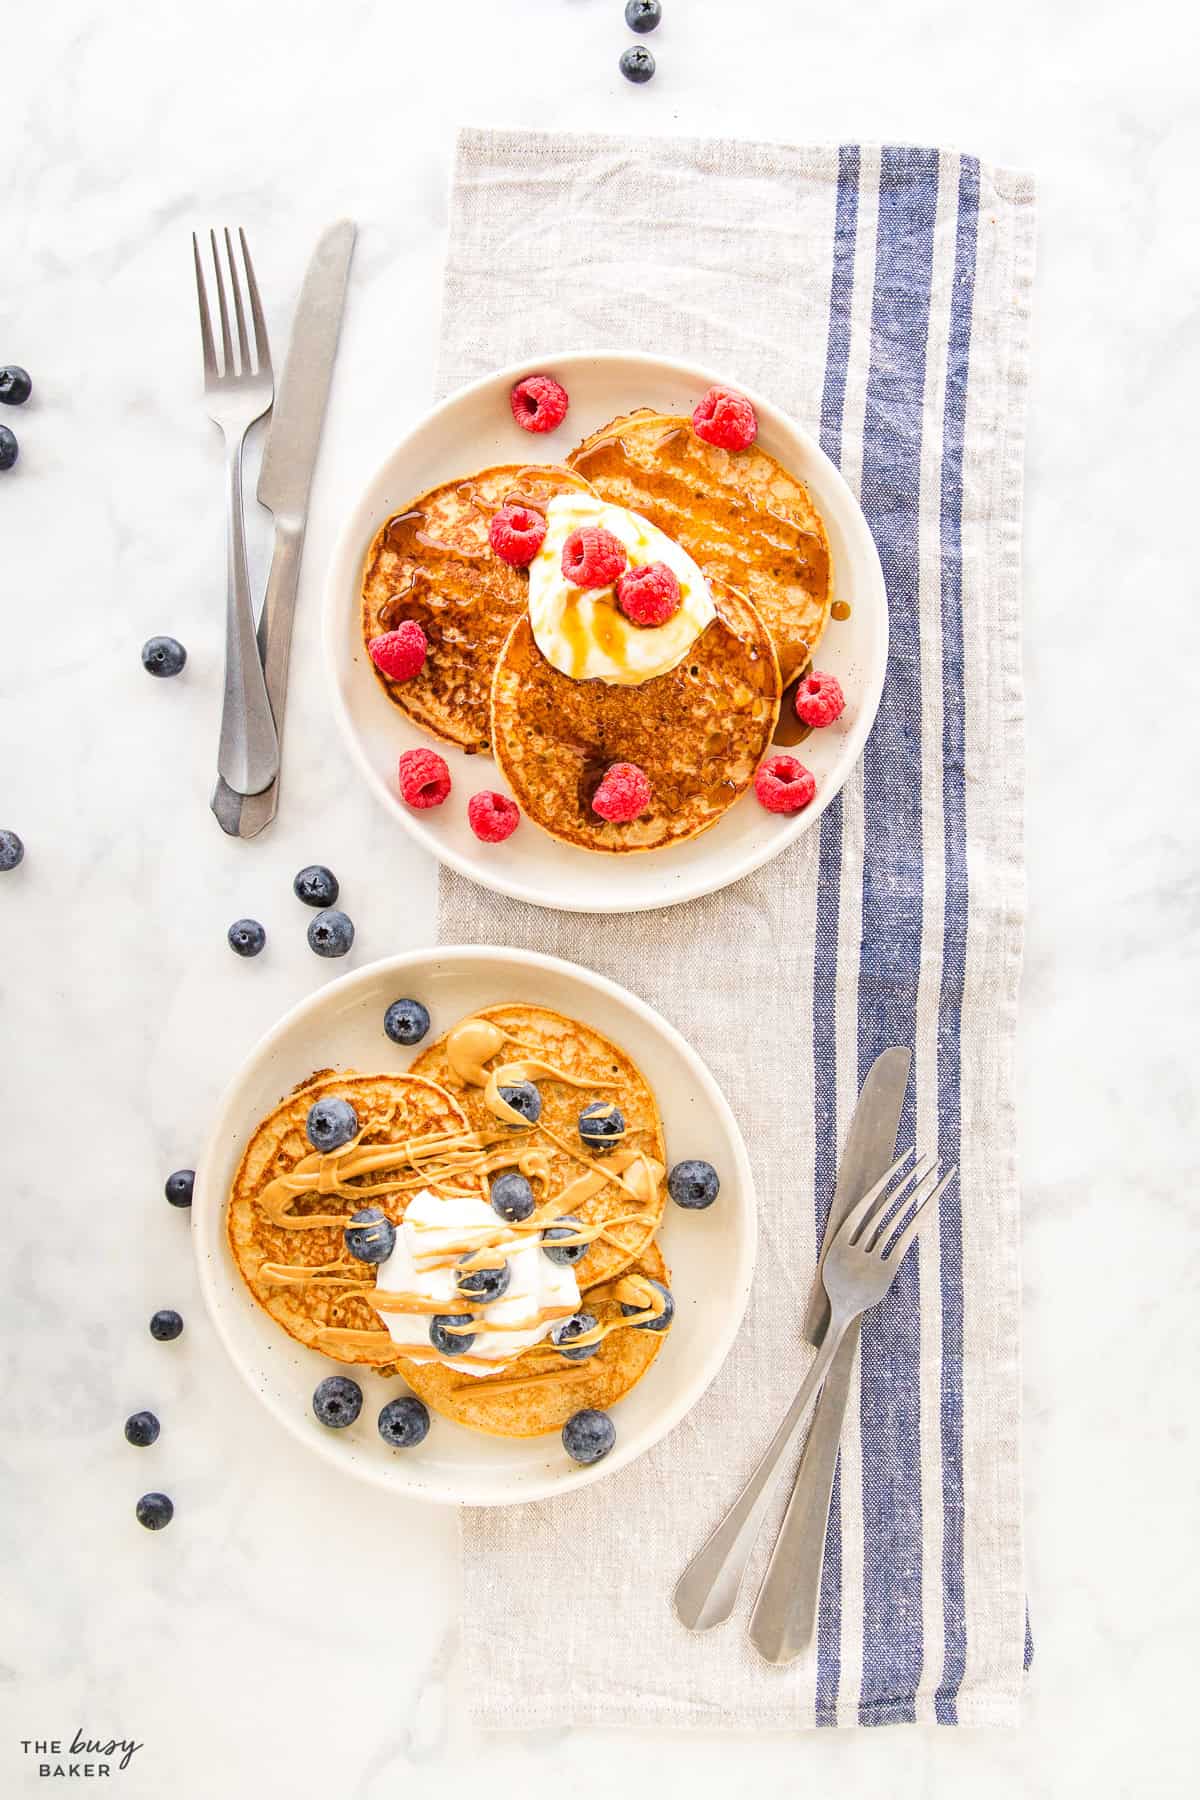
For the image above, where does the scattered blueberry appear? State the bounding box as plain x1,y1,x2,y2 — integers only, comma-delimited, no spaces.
149,1309,183,1342
306,1097,358,1153
0,365,32,405
667,1158,720,1209
579,1101,625,1153
0,829,24,872
124,1410,160,1447
621,1276,675,1332
141,635,188,678
619,45,655,83
456,1254,511,1303
625,0,662,31
164,1168,194,1209
429,1313,477,1356
383,997,431,1046
135,1491,174,1530
499,1080,542,1127
490,1171,535,1223
228,917,266,958
551,1310,600,1361
308,908,355,958
344,1206,396,1264
312,1374,363,1428
378,1394,431,1448
542,1217,587,1266
293,864,339,908
0,425,18,471
562,1408,615,1465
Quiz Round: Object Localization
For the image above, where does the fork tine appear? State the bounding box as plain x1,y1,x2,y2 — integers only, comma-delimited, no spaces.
836,1147,918,1246
863,1158,942,1252
192,233,217,381
224,228,252,377
239,228,271,374
883,1165,958,1265
209,229,234,377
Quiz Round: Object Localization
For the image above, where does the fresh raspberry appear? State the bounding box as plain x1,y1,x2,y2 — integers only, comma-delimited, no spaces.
510,374,569,434
592,762,652,824
397,748,451,810
467,791,521,843
754,754,816,815
368,620,427,682
692,385,758,452
561,526,627,589
488,503,547,567
616,561,682,627
794,670,846,730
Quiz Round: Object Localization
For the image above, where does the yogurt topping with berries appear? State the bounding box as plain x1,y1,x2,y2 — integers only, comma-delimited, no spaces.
528,492,715,685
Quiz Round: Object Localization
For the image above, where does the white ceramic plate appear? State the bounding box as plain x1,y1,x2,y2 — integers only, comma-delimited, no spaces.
193,947,756,1506
325,349,887,913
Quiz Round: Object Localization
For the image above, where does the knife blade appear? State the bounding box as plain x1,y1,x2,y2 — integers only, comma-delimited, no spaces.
212,219,357,835
748,1045,912,1664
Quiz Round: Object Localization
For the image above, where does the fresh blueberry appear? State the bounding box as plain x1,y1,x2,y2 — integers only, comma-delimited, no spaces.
149,1309,183,1341
378,1394,431,1448
429,1313,477,1356
0,829,24,871
579,1101,625,1153
135,1491,174,1530
293,864,339,908
0,425,18,471
625,0,662,31
456,1254,511,1303
308,908,355,958
542,1216,587,1266
0,365,32,405
383,997,431,1046
306,1097,358,1153
667,1158,720,1209
164,1168,194,1209
228,917,266,958
312,1374,363,1428
621,1277,675,1332
141,635,187,678
619,45,656,82
551,1310,600,1362
490,1171,535,1223
499,1080,541,1127
562,1408,615,1465
124,1410,160,1447
344,1206,396,1264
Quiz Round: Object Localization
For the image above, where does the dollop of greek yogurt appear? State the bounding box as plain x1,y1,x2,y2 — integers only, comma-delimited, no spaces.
371,1188,580,1377
528,492,716,685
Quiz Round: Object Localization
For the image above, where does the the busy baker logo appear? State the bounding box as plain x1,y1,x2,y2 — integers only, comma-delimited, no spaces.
19,1733,144,1779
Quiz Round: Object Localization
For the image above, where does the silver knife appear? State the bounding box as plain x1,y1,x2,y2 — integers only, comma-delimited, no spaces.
748,1045,912,1664
212,219,357,836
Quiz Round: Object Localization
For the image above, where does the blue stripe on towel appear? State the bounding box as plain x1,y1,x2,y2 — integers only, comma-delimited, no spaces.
812,140,861,1728
934,154,980,1726
855,144,940,1727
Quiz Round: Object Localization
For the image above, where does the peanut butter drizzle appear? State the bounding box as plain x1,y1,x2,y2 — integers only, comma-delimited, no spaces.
444,1016,620,1128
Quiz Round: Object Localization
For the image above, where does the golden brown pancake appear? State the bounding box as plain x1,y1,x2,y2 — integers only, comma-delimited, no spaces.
395,1242,672,1437
489,581,780,853
568,411,832,685
360,463,595,754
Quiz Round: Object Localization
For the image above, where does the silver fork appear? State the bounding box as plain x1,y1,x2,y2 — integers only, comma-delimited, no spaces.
193,228,279,796
673,1149,958,1633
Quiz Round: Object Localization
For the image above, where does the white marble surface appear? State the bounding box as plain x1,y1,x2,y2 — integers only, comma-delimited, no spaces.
4,0,1197,1793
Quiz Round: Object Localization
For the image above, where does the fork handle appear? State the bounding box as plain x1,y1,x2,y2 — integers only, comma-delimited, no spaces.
217,430,278,795
673,1313,849,1633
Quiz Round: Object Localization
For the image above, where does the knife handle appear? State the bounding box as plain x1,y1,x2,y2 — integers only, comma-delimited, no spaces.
747,1319,860,1664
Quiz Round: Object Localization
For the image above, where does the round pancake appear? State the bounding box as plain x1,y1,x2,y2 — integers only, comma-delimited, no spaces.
489,581,780,852
360,463,595,755
394,1241,671,1437
227,1071,479,1369
568,411,832,685
410,1003,667,1287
